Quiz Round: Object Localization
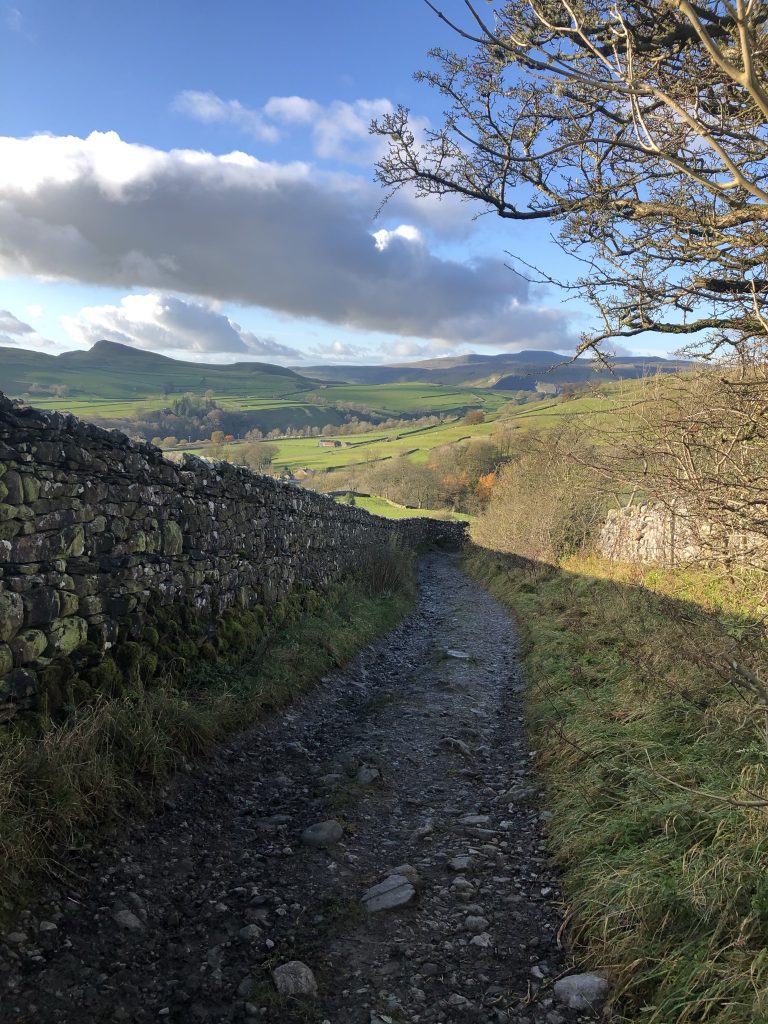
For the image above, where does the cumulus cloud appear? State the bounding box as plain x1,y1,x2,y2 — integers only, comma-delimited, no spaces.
372,224,423,251
61,293,300,358
308,340,381,363
0,308,54,349
0,309,35,336
172,91,279,143
0,130,574,351
176,91,415,165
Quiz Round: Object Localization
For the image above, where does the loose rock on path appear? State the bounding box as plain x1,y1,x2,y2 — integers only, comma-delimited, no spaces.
0,554,605,1024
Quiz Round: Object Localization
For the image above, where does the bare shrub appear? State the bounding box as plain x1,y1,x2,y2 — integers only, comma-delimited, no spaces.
354,538,416,597
472,427,607,561
587,367,768,568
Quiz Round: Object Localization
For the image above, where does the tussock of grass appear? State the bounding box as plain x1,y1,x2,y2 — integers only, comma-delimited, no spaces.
466,547,768,1024
0,549,414,920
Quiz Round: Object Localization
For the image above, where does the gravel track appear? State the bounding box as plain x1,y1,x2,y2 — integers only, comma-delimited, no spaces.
0,553,599,1024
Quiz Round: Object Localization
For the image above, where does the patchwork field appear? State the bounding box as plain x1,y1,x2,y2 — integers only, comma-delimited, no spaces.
180,384,634,474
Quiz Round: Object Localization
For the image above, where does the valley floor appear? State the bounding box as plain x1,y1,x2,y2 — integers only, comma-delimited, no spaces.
0,555,597,1024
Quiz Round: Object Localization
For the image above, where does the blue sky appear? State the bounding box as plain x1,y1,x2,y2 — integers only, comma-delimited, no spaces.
0,0,663,364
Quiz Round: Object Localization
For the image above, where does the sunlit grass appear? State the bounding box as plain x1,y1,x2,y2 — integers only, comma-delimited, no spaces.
465,546,768,1023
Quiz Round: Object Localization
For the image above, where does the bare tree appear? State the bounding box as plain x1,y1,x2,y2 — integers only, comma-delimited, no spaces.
373,0,768,361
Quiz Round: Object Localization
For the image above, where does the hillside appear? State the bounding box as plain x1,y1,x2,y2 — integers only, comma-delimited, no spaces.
298,350,691,388
0,340,313,402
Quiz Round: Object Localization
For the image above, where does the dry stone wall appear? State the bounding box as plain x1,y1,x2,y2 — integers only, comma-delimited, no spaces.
0,393,465,720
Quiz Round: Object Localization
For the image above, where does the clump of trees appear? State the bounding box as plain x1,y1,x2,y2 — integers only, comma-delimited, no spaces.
313,437,508,513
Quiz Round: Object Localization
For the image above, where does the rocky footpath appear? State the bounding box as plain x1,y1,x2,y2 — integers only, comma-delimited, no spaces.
0,554,607,1024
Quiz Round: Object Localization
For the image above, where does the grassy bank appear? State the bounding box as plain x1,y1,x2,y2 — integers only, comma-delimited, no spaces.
0,554,414,920
465,547,768,1023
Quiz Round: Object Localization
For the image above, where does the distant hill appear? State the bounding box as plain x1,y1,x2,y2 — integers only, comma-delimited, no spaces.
0,340,314,402
298,350,691,388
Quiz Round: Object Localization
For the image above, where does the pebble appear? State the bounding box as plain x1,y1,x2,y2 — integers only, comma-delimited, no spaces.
357,765,381,785
300,820,344,848
271,960,318,997
448,855,473,872
553,972,610,1011
112,911,143,932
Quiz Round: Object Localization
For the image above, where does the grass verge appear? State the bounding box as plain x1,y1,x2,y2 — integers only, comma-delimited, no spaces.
0,545,415,921
465,546,768,1024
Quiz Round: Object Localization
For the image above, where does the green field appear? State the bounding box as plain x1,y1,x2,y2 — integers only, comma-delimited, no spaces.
175,383,635,477
181,415,501,473
337,495,473,522
305,382,510,417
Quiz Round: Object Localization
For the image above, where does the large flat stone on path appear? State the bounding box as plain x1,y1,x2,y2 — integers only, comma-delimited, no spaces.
362,873,417,913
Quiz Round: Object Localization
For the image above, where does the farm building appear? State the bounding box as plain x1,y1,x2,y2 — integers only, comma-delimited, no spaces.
318,439,342,448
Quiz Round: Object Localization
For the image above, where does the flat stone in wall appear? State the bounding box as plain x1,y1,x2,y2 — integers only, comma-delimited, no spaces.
0,393,466,719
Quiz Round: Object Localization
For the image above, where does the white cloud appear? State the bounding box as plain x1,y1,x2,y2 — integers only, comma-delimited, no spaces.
0,308,55,349
263,95,319,124
5,7,23,32
0,309,35,336
0,130,575,351
175,91,426,165
61,293,301,358
171,91,279,143
372,224,423,252
309,339,380,363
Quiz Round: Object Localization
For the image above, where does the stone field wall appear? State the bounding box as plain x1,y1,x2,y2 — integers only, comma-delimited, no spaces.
0,393,465,720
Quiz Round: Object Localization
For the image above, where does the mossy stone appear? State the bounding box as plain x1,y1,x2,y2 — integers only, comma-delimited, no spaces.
162,521,184,556
86,656,125,695
47,616,88,656
130,531,147,553
11,629,49,664
60,525,85,558
22,476,41,503
58,592,80,617
0,643,12,676
142,626,159,647
0,592,24,642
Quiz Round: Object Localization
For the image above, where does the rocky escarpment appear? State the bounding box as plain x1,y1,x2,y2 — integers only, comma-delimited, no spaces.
0,393,465,719
598,503,767,566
